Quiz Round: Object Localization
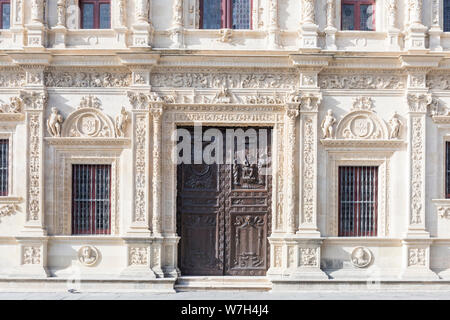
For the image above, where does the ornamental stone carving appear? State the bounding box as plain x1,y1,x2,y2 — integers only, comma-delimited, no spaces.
134,115,148,223
56,0,66,27
78,246,99,267
351,247,373,268
79,95,102,110
47,107,64,137
0,72,26,87
410,117,424,225
389,112,402,139
44,70,131,88
23,247,41,265
0,204,19,223
31,0,44,24
319,74,405,90
438,206,450,219
0,97,23,113
135,0,149,23
20,91,47,110
28,113,43,221
408,248,426,266
130,247,148,265
321,109,336,139
115,107,129,138
299,248,318,267
302,0,315,24
326,0,335,28
386,0,397,29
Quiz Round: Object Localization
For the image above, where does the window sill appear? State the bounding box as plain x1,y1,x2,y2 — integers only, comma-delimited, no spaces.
0,196,22,204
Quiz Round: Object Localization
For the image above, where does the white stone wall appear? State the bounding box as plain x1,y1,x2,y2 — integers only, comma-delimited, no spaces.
0,0,449,289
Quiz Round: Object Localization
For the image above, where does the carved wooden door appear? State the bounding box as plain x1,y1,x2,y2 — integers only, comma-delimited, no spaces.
177,127,272,276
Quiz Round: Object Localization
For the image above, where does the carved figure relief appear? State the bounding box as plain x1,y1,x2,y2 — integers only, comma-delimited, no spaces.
78,246,99,266
0,97,23,113
47,108,64,137
321,109,336,139
115,107,129,137
389,112,402,139
351,247,373,268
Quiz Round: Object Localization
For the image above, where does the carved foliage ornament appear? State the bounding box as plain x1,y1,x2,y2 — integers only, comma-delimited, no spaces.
23,246,41,265
78,245,99,267
20,91,47,110
0,204,19,223
130,247,148,266
408,248,426,266
0,97,23,113
438,206,450,219
299,248,318,267
45,70,131,88
319,74,405,90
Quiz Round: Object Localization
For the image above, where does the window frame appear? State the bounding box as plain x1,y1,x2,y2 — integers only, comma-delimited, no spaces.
199,0,253,30
71,164,112,235
341,0,376,31
444,0,450,32
338,166,378,237
79,0,111,30
0,0,10,30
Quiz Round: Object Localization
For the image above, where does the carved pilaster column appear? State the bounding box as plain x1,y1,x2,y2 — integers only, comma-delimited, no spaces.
299,0,319,50
20,90,47,236
114,0,128,47
51,0,67,48
10,0,25,48
150,98,164,236
405,0,427,51
385,0,400,51
127,92,152,236
324,0,336,50
267,0,280,49
285,103,300,235
26,0,46,47
170,0,184,48
430,0,443,51
297,93,322,237
132,0,153,47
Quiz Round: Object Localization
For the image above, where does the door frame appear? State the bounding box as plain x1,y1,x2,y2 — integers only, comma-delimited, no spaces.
160,105,286,276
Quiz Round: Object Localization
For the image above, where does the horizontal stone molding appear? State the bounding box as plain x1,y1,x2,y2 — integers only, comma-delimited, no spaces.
45,137,131,147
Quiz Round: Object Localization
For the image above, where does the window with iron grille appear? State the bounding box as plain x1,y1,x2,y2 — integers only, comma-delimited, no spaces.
200,0,252,29
341,0,375,31
445,0,450,32
80,0,110,29
72,164,111,235
446,142,450,198
0,0,10,30
0,140,8,196
338,166,378,237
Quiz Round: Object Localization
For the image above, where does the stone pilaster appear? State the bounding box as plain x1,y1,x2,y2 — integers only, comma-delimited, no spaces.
10,0,25,48
114,0,129,48
132,0,154,47
324,0,337,50
285,102,299,235
170,0,184,48
10,237,49,278
385,0,400,51
405,0,427,52
120,238,157,278
26,0,47,48
267,0,280,49
52,0,67,48
150,99,163,236
401,239,438,279
297,93,321,237
299,0,319,51
429,0,443,51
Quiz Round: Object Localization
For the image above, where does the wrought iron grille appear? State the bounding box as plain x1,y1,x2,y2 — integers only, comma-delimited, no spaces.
72,164,111,235
232,0,250,29
0,139,8,196
338,166,378,237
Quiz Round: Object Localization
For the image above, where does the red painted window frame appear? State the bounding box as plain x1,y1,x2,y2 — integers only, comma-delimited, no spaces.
199,0,253,29
0,0,10,30
79,0,111,29
338,166,378,237
72,164,111,235
341,0,376,31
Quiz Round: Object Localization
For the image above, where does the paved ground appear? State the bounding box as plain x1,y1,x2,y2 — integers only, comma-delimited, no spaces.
0,290,449,300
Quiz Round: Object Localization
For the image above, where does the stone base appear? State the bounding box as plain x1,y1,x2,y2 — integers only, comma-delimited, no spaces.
120,266,157,279
400,268,440,280
288,268,329,280
9,266,50,279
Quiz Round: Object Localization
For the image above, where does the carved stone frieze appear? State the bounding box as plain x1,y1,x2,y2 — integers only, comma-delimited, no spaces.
0,71,26,87
44,70,131,87
319,73,405,90
150,69,298,89
0,97,24,113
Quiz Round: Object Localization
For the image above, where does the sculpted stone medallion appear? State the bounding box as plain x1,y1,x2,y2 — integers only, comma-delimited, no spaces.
78,245,99,267
351,247,373,268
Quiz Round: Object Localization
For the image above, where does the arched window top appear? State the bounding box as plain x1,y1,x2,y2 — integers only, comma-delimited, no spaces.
0,0,10,30
201,0,252,30
80,0,111,29
341,0,375,31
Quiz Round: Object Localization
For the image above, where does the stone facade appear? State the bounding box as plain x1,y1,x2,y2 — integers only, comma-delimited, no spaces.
0,0,450,291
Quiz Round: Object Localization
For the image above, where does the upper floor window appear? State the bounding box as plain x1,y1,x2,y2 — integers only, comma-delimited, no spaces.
341,0,375,31
446,142,450,198
444,0,450,32
201,0,252,29
0,0,10,30
0,140,8,196
80,0,110,29
338,166,378,237
72,164,111,235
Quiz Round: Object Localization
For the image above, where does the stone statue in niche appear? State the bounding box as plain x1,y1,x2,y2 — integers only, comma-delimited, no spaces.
47,107,64,137
351,247,372,268
78,246,99,266
115,107,129,137
389,112,402,139
321,109,336,139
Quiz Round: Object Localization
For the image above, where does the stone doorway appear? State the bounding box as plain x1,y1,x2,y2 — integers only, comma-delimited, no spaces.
176,126,272,276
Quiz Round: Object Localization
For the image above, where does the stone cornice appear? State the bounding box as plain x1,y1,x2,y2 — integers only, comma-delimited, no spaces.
289,54,332,70
45,137,131,147
400,55,444,70
320,139,405,149
8,53,52,67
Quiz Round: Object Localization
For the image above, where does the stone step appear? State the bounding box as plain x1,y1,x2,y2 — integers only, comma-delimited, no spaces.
175,276,272,292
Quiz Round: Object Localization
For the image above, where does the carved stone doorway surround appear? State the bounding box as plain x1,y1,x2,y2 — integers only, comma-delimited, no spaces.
161,104,285,277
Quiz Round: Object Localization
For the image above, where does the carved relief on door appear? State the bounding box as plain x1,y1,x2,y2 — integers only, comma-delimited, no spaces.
177,127,272,276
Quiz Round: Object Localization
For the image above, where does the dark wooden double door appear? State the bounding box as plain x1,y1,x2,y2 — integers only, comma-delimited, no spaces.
177,127,272,276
